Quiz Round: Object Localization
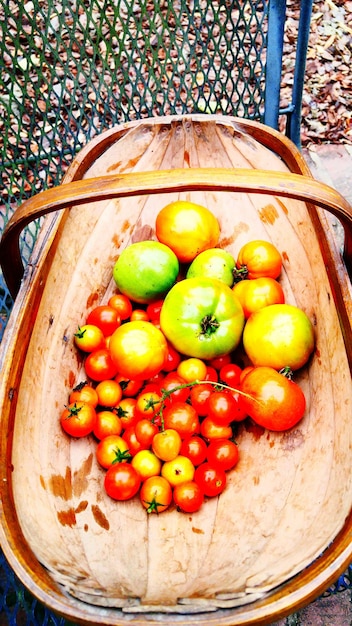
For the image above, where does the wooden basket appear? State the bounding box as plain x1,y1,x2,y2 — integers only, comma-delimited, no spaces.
1,115,352,626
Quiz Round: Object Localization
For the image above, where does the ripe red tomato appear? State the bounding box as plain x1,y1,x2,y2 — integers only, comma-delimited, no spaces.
219,363,242,388
96,434,131,468
163,342,182,372
146,299,165,323
160,372,190,407
135,419,159,448
155,199,220,263
140,476,172,513
104,463,141,501
108,293,133,320
93,410,123,440
60,402,96,438
109,321,168,380
234,240,282,280
115,375,144,397
163,401,200,439
180,436,208,467
240,366,306,431
206,439,239,471
206,391,237,425
74,324,105,352
194,462,227,497
200,416,233,441
173,481,204,513
84,348,118,382
86,305,121,336
122,426,146,456
189,383,213,417
69,383,99,408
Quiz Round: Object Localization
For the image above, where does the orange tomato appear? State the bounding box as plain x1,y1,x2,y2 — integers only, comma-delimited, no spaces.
234,240,282,280
233,277,285,319
95,379,123,407
93,410,123,440
155,200,220,263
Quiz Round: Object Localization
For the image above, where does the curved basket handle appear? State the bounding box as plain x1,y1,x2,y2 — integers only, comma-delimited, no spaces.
1,167,351,299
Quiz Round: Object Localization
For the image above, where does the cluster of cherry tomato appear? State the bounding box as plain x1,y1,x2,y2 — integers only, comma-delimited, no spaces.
60,223,313,514
60,292,250,514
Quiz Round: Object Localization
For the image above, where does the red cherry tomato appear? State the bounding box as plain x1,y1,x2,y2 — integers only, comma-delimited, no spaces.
173,481,204,513
84,348,118,381
163,401,200,439
180,436,208,467
206,439,239,471
194,462,227,497
104,463,141,501
86,305,121,336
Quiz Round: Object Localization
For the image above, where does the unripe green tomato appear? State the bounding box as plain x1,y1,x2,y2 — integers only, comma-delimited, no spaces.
113,241,179,304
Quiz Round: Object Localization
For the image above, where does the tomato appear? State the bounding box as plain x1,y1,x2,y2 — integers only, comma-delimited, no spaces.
163,342,182,372
74,324,105,352
160,277,245,360
177,357,207,383
104,463,141,501
109,321,168,380
234,240,282,280
219,363,242,388
207,391,237,425
60,402,96,438
240,366,306,431
84,348,118,381
194,462,227,497
96,434,131,468
140,476,172,513
115,375,144,397
207,353,232,370
130,308,149,322
233,277,285,318
180,436,208,466
163,402,200,439
204,366,218,383
186,248,235,287
122,426,146,456
161,455,195,487
173,481,204,513
189,383,213,416
152,428,182,461
159,372,190,407
131,450,162,481
93,410,123,440
69,382,99,408
108,293,133,320
243,303,315,371
200,416,233,441
155,200,220,263
95,379,123,407
115,397,138,429
206,439,239,471
136,391,163,420
146,299,165,323
227,390,248,422
135,418,159,448
86,305,121,336
113,241,179,304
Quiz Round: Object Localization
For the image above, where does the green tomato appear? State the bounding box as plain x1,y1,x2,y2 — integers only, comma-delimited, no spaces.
160,277,245,360
113,241,179,304
243,303,315,371
186,248,235,287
